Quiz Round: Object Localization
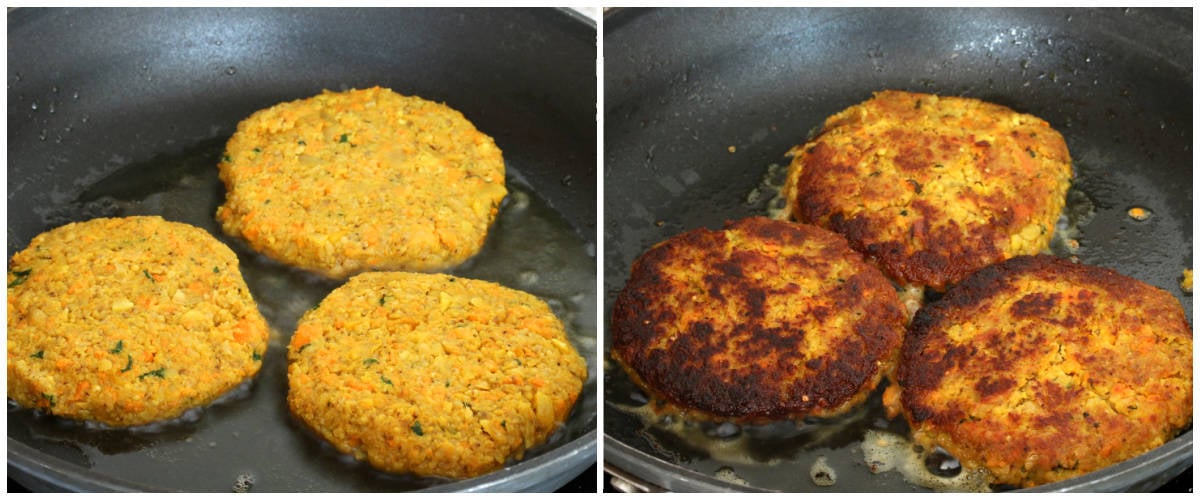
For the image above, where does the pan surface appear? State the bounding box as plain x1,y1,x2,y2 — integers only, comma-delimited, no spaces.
603,7,1191,492
8,7,597,492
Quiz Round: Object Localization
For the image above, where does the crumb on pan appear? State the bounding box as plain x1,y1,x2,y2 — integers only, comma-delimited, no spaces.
1127,206,1153,221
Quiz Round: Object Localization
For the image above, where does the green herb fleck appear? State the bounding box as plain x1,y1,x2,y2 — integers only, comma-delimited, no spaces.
338,133,350,143
379,295,387,306
138,367,166,380
411,421,424,436
31,350,44,359
142,269,154,282
297,343,312,353
501,420,507,429
8,269,32,288
213,266,220,274
121,354,133,372
252,351,262,361
298,140,307,146
899,209,908,216
934,163,945,168
110,340,124,354
381,375,393,386
444,380,450,387
1026,147,1037,158
253,147,262,153
868,171,881,177
364,358,378,366
40,393,56,408
222,154,232,163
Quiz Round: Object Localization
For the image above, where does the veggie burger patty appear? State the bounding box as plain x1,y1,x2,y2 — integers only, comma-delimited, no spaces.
784,90,1073,291
286,272,588,479
894,255,1192,488
216,86,507,279
611,216,907,422
7,216,270,427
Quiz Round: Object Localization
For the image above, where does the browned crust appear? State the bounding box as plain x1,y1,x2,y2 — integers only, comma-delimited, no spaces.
610,216,906,422
898,254,1193,487
785,90,1073,291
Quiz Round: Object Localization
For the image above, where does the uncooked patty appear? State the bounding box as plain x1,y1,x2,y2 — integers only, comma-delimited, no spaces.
216,86,507,279
610,216,907,422
896,255,1192,487
286,272,588,479
6,216,270,427
784,90,1073,291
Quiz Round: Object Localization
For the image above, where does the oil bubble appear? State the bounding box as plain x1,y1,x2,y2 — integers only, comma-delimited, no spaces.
517,270,540,286
505,190,530,211
705,421,741,439
925,447,962,478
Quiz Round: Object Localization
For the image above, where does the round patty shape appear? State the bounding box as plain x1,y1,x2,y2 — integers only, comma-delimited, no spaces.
216,86,507,279
7,216,270,427
610,217,907,422
286,272,587,479
898,255,1192,488
785,90,1073,291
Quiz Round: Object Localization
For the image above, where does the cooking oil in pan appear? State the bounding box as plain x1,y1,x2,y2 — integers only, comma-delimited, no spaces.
607,369,996,492
860,430,991,492
749,162,791,221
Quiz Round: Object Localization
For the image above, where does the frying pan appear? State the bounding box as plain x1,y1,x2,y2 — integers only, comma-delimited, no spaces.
603,7,1191,492
7,7,596,492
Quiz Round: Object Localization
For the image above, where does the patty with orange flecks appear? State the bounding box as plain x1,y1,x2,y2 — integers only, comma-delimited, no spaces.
610,216,907,423
7,216,269,427
889,255,1192,488
216,86,507,279
287,271,587,479
783,90,1073,292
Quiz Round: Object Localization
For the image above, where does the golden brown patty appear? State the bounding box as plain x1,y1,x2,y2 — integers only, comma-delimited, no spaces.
286,272,587,479
610,217,907,422
784,90,1073,291
216,86,507,279
7,216,269,427
896,255,1192,487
